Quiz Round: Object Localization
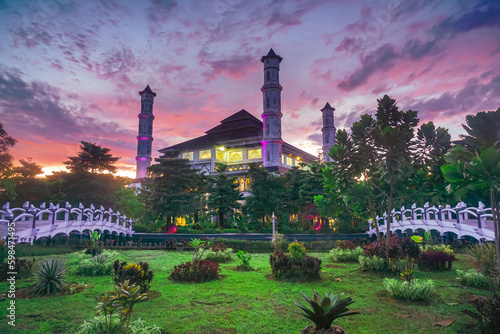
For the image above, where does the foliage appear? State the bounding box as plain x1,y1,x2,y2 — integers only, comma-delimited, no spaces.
170,260,220,282
294,290,359,331
463,294,500,334
467,243,498,276
188,238,212,262
243,164,287,230
114,187,145,220
65,141,119,174
269,252,321,280
77,254,113,276
383,278,434,301
271,232,287,254
94,280,147,333
206,164,242,228
0,258,35,281
77,315,161,334
334,240,357,250
362,235,420,261
0,123,17,199
418,251,457,271
33,258,67,295
201,248,234,263
85,230,103,257
236,250,252,270
456,269,494,289
420,243,454,255
329,247,363,262
358,255,392,271
288,241,307,260
112,260,154,293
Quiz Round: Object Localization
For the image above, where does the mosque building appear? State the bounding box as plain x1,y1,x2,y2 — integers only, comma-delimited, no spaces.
135,49,336,190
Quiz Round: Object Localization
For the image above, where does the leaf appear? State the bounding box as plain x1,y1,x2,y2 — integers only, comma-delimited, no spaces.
480,147,499,172
433,319,454,327
411,236,423,243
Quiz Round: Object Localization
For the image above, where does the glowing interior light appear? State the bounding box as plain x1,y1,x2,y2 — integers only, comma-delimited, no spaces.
136,157,148,161
138,137,149,140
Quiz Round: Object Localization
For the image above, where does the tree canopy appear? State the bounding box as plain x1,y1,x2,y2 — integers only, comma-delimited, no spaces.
64,141,120,174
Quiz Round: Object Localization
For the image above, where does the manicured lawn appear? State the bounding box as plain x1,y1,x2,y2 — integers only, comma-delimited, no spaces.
0,249,487,333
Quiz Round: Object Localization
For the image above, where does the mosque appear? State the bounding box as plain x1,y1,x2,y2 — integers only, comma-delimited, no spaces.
134,49,336,191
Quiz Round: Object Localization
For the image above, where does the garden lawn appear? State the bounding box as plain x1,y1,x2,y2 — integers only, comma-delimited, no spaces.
0,249,487,334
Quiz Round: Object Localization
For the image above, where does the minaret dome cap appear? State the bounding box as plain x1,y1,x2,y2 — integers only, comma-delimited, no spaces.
321,102,335,111
260,48,283,63
139,85,156,97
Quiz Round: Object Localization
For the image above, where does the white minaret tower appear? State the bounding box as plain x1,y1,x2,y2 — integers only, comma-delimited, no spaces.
261,48,283,169
136,85,156,179
321,102,336,162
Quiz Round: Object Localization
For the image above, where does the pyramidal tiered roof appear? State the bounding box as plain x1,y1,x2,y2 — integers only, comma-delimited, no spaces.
321,102,335,111
260,48,283,62
139,85,156,96
159,109,263,152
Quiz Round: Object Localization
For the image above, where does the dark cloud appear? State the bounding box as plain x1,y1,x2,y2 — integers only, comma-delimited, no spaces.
432,1,500,39
198,51,256,80
146,0,177,24
335,37,365,55
403,39,437,60
338,43,399,91
307,133,322,146
0,66,135,146
406,74,500,120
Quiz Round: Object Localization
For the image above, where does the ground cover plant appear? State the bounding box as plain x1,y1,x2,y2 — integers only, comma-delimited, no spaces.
0,248,497,333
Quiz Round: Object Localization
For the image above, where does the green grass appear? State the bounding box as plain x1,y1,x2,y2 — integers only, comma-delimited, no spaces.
0,249,491,333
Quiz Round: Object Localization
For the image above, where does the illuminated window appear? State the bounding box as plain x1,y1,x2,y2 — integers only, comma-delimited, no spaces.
176,217,186,226
245,178,250,191
287,156,292,166
230,151,243,162
216,152,225,161
282,155,285,164
182,152,193,160
239,178,245,192
248,149,262,159
199,149,211,160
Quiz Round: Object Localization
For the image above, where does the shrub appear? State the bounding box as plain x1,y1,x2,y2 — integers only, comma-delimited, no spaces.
294,290,359,331
236,250,253,270
1,258,35,281
420,244,454,255
419,251,457,271
78,254,113,276
329,247,363,262
464,294,500,334
383,278,434,301
270,252,321,280
34,258,67,295
201,248,234,262
467,243,498,276
170,260,220,282
211,243,227,252
334,240,357,250
456,269,493,289
271,233,287,254
363,235,420,260
358,255,392,271
78,315,161,334
112,260,154,293
288,241,307,260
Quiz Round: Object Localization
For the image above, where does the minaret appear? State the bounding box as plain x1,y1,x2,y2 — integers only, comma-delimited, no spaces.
136,85,156,179
321,102,336,162
260,48,283,169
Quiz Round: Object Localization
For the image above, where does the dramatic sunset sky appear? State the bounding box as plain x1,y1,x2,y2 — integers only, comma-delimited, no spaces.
1,0,499,178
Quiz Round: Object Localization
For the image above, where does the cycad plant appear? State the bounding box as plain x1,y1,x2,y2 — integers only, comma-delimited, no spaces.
294,290,359,331
34,258,67,295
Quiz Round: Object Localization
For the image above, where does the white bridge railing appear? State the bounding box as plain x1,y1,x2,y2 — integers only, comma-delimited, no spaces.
367,202,496,242
0,202,134,244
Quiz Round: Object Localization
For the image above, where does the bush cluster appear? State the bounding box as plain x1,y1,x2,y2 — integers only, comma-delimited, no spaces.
170,260,220,282
358,255,392,271
1,258,35,281
78,315,161,334
363,235,420,260
112,260,154,293
78,254,113,276
201,248,234,263
456,269,494,289
269,251,321,280
383,278,434,301
329,247,363,262
464,294,500,334
334,240,357,250
418,251,457,271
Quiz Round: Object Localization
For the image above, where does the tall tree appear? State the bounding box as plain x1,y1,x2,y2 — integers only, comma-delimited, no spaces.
64,141,119,174
206,164,242,228
7,158,49,206
0,123,17,200
243,164,286,230
142,152,206,228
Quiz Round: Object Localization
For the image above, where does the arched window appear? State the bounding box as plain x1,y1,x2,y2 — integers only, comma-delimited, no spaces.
266,71,270,81
273,96,276,104
239,178,245,192
245,178,251,191
266,97,270,107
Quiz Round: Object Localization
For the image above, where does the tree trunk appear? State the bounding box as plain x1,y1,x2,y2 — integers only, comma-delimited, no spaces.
368,196,380,240
219,211,224,229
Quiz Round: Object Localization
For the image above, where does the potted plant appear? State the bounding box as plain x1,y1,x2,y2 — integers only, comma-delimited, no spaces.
294,290,359,333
